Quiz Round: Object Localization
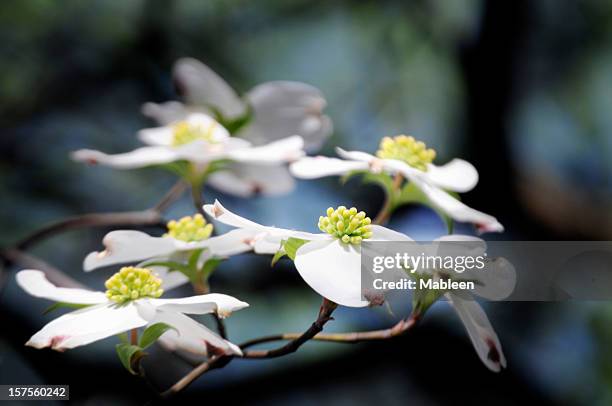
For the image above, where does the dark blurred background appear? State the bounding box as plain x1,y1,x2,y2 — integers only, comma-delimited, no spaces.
1,0,612,404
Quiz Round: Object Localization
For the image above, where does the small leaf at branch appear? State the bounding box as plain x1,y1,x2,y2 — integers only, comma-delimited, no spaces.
398,183,455,234
283,238,309,261
116,343,144,375
200,257,224,280
271,243,287,267
138,322,177,349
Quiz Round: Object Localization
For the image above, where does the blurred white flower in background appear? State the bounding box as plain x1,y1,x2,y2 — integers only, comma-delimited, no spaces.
16,269,247,356
291,135,503,233
141,57,334,196
72,113,305,196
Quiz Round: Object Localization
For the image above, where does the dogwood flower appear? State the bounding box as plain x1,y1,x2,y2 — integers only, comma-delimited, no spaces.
142,58,332,152
72,113,305,196
290,135,503,233
16,268,248,356
140,58,333,196
83,214,257,290
410,235,514,372
203,200,413,308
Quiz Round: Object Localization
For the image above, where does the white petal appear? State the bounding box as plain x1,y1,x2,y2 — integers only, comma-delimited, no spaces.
425,159,479,193
446,294,506,372
71,147,180,169
241,81,332,152
370,225,414,241
294,240,369,307
16,270,107,304
207,164,295,197
155,310,241,356
335,147,377,163
175,228,259,256
141,101,193,125
83,231,178,271
203,200,326,245
145,265,189,291
26,303,147,350
226,135,304,164
173,58,246,119
137,127,175,147
204,200,267,230
411,178,504,233
148,293,249,318
290,156,369,179
185,113,230,142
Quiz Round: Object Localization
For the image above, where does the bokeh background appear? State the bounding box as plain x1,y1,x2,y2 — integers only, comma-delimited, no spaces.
1,0,612,404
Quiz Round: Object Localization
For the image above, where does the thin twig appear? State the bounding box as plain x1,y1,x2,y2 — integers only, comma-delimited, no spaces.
0,248,84,288
161,298,338,397
160,354,229,398
190,182,206,216
240,314,418,348
373,173,404,225
15,180,187,250
242,298,338,359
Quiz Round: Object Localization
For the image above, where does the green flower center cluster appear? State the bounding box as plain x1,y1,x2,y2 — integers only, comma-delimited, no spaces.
376,135,436,171
165,214,213,242
171,120,219,146
318,206,373,245
105,267,163,304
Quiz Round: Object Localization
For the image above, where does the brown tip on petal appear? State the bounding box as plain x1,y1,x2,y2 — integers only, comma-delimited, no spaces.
251,183,264,196
50,335,69,351
485,337,502,366
242,237,256,247
85,158,99,165
205,340,228,357
212,203,225,218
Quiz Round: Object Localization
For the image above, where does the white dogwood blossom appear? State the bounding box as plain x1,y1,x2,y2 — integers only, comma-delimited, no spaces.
83,214,258,290
140,58,333,197
290,135,503,233
72,113,305,196
17,269,247,356
415,235,515,372
203,200,413,308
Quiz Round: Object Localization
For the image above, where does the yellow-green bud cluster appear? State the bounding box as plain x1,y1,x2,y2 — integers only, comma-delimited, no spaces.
318,206,373,245
171,120,218,146
105,267,163,304
376,135,436,171
165,214,213,242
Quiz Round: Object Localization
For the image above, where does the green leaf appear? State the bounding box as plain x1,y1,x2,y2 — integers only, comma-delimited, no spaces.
398,183,454,234
43,302,92,315
188,249,205,273
271,243,287,267
138,323,177,349
410,273,447,317
199,257,224,280
283,238,309,261
115,343,144,375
